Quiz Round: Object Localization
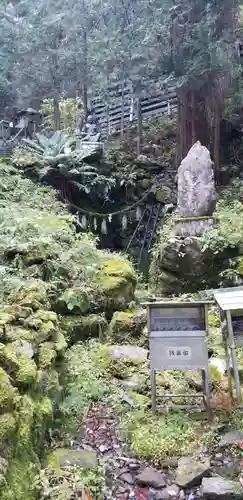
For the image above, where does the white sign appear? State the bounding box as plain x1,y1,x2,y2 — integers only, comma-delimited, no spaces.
166,347,191,360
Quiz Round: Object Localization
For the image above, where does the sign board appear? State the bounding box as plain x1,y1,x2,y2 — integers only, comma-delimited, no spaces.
150,334,207,371
149,305,205,332
231,311,243,344
146,302,209,371
143,300,211,413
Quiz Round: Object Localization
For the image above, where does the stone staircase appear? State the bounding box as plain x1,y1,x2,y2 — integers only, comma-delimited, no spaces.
0,142,14,157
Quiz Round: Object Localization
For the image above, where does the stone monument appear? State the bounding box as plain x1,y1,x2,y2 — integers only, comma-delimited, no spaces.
175,141,216,236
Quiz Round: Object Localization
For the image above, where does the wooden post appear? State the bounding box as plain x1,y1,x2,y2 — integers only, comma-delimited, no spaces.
220,309,233,399
137,97,142,155
226,310,241,402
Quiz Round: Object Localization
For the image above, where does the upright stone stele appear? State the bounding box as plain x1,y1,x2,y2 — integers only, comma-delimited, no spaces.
175,141,216,237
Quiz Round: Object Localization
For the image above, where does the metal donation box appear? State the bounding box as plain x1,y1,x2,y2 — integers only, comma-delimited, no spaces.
144,301,212,413
211,286,243,402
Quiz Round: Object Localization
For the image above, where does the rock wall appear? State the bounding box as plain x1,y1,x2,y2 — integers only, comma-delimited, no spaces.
0,159,138,498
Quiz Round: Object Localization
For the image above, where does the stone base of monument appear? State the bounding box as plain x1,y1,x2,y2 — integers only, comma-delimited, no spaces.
174,216,216,237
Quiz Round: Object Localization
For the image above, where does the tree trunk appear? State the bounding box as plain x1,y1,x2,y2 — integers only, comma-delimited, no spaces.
120,75,125,138
137,97,142,155
177,86,211,164
83,29,88,122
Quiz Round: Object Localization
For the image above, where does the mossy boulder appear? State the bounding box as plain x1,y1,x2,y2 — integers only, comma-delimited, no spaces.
38,344,57,369
9,281,49,311
108,309,147,345
0,343,37,387
96,257,136,312
99,258,136,284
0,368,18,413
46,448,97,475
60,314,108,343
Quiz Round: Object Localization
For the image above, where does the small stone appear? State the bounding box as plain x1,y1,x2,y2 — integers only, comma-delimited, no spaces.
166,483,180,496
136,467,166,489
129,462,140,471
99,444,109,453
119,472,135,485
210,460,222,467
218,431,243,448
161,458,179,469
121,394,135,407
188,494,196,500
201,476,243,499
215,453,223,460
154,490,169,500
179,490,185,499
176,457,211,488
111,345,148,363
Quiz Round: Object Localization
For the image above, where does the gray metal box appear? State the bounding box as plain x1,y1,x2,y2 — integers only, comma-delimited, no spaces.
149,332,207,371
146,302,209,371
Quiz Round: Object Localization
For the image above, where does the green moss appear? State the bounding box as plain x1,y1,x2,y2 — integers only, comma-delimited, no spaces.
16,395,35,447
54,331,67,352
37,369,61,398
38,345,57,369
27,309,58,325
100,257,137,284
122,410,210,461
108,309,147,345
0,413,16,447
98,276,134,310
0,343,37,387
46,448,97,476
60,314,108,343
9,281,49,310
35,397,53,421
0,312,15,327
0,367,18,413
1,453,39,500
5,326,36,343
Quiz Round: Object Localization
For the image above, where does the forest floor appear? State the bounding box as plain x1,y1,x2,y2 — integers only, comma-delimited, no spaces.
46,342,243,500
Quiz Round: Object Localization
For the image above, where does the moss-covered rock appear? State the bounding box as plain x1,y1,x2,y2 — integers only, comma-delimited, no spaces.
99,257,137,284
0,368,18,413
46,448,97,475
5,326,36,343
60,314,108,343
37,368,61,398
9,281,49,311
0,343,37,387
108,309,147,345
38,344,57,369
16,395,35,448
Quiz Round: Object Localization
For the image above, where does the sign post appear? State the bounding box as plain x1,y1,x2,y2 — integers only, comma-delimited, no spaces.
209,287,243,403
143,301,212,414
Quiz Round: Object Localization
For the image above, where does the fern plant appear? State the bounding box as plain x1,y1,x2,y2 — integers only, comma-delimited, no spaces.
21,131,75,157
